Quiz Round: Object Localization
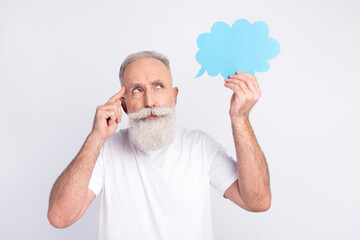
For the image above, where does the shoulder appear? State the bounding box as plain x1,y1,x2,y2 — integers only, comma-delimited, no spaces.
176,126,205,137
175,126,212,143
177,127,223,149
103,128,130,147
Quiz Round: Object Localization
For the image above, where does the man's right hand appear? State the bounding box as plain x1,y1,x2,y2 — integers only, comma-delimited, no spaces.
90,86,126,141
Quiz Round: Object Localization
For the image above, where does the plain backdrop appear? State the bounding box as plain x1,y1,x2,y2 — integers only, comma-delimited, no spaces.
1,0,360,239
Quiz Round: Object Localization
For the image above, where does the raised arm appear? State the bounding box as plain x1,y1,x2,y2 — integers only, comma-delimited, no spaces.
47,87,126,228
223,71,271,212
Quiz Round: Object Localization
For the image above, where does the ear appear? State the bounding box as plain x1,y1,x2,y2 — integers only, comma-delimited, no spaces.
173,87,179,105
121,96,128,114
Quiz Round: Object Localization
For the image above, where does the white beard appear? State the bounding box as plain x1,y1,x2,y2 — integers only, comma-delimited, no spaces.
128,105,176,151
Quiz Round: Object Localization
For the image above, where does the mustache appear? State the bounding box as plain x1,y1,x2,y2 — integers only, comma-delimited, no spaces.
128,107,173,120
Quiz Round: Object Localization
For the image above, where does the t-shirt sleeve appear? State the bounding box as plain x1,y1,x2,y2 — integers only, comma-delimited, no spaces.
203,132,238,198
88,145,104,197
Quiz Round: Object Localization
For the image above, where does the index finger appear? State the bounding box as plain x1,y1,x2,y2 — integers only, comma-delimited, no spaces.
106,86,126,104
236,71,256,80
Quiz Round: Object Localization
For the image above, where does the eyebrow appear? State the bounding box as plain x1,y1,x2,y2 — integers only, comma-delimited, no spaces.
151,80,164,86
128,82,143,89
128,80,164,89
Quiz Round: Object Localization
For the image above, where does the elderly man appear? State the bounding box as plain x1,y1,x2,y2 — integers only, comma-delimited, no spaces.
47,51,271,239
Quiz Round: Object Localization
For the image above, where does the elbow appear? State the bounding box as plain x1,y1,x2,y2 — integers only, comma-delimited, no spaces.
246,194,272,212
47,208,72,229
250,200,271,212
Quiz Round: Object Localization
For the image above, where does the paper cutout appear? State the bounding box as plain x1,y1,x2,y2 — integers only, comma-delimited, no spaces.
195,19,280,78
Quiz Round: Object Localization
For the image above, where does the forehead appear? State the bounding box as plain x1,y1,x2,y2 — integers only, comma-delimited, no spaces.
122,58,171,86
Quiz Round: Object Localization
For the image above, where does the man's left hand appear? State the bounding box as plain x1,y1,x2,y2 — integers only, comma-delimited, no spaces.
224,71,262,120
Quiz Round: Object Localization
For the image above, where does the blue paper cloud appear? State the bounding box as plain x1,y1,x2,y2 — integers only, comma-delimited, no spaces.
195,19,280,78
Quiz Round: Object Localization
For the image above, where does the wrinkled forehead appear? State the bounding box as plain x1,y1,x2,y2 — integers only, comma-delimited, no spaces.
121,58,172,87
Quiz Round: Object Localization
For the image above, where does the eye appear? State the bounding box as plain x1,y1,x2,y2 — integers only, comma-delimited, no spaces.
133,88,142,93
156,84,164,89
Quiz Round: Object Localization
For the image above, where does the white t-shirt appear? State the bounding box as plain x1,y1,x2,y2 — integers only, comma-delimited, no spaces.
88,127,238,240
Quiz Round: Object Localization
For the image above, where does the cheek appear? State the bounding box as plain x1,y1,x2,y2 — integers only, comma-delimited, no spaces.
125,98,144,113
158,92,174,106
133,102,146,111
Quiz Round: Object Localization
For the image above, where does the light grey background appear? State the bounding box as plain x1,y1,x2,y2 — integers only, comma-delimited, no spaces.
1,0,359,239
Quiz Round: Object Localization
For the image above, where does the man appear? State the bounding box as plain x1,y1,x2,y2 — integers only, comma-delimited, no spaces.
47,51,271,239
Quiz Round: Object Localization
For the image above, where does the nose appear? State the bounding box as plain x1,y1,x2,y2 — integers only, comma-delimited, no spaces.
144,91,156,108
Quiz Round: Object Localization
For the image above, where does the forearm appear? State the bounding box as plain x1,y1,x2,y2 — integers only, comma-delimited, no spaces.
231,116,271,210
48,133,104,225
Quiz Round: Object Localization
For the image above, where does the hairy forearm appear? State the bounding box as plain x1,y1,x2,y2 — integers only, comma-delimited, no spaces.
48,133,104,226
231,116,271,210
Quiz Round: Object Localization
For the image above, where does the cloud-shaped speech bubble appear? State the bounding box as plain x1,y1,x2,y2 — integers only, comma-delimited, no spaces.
195,19,280,78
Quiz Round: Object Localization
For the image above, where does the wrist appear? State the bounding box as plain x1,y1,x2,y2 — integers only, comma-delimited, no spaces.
230,114,250,124
230,115,252,131
87,132,106,146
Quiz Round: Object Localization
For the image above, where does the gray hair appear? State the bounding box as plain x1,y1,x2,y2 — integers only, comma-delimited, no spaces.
119,50,172,84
